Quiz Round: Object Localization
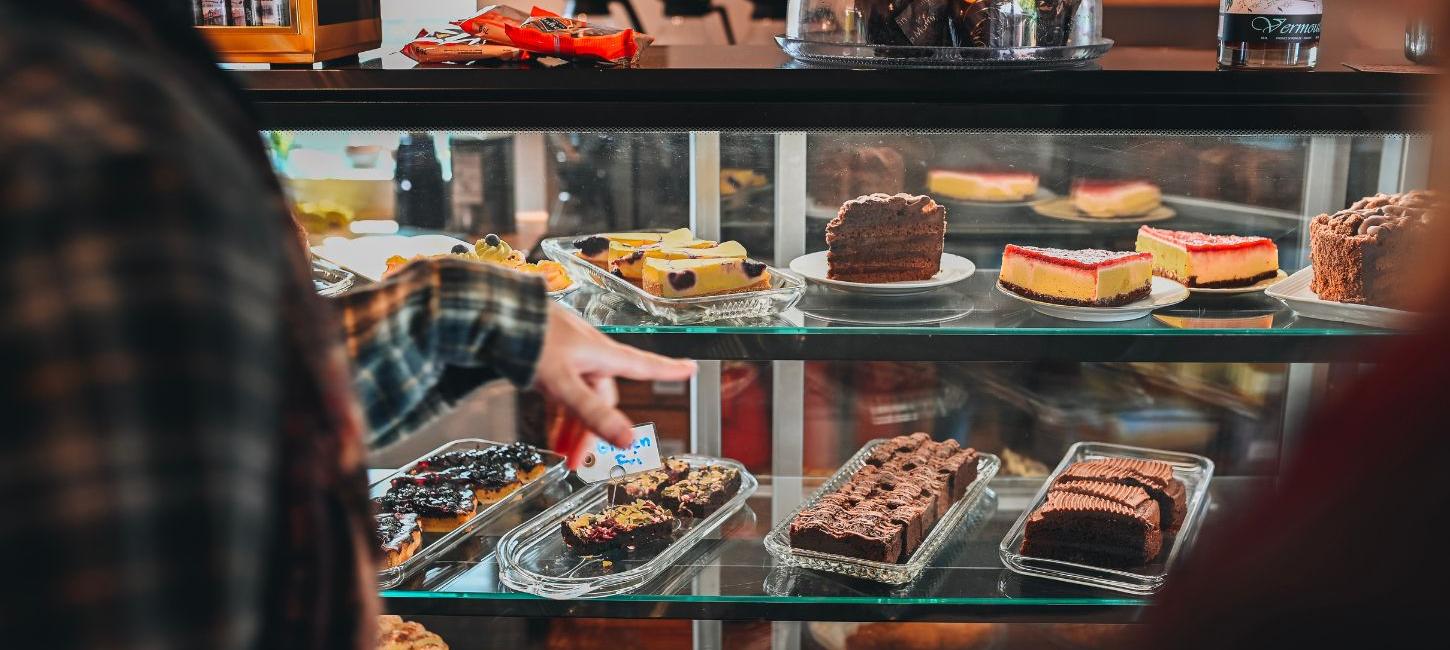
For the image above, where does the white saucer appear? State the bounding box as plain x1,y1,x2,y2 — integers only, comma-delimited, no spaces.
996,276,1190,322
1188,269,1288,295
788,251,976,296
1264,266,1415,329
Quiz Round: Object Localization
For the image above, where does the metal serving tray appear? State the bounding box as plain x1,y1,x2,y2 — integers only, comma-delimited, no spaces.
997,442,1214,595
496,455,758,599
374,438,568,590
541,236,804,324
763,439,1002,586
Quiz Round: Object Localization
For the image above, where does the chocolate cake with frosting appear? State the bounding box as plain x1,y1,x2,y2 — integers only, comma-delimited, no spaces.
826,194,946,283
1309,191,1438,310
1019,456,1185,568
790,433,980,564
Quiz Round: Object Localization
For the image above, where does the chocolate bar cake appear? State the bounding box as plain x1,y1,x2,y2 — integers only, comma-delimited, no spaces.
1019,487,1163,568
1309,191,1438,310
1055,457,1187,533
826,194,946,283
607,457,693,505
376,513,423,569
659,465,743,518
790,433,981,564
561,500,676,555
376,482,477,533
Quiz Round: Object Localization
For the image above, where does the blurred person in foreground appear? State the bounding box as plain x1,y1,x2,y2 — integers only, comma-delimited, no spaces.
0,0,692,648
1133,2,1450,645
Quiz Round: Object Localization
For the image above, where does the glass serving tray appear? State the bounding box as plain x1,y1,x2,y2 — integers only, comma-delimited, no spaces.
540,236,805,325
374,438,569,590
997,442,1215,595
763,439,1002,586
776,36,1114,69
496,455,759,599
312,257,356,297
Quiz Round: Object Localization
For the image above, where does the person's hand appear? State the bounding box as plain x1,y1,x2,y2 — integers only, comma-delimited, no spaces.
534,303,696,447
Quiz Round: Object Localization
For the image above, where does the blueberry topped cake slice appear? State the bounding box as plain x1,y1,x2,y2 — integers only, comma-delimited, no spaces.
491,442,549,482
376,512,423,569
641,257,771,298
561,500,676,555
376,482,477,533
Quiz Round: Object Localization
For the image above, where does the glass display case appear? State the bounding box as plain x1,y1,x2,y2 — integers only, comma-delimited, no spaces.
238,44,1429,646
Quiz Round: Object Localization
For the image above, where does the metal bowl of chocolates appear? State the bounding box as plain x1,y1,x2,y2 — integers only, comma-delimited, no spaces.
782,0,1111,68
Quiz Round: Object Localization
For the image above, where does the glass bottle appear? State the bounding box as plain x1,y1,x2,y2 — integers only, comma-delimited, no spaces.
394,133,449,231
1217,0,1322,70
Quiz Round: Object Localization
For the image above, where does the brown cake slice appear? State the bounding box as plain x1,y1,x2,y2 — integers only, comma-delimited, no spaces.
659,465,742,518
1309,190,1438,310
790,503,906,564
1019,489,1163,568
1055,458,1187,533
826,193,946,282
561,500,676,555
376,513,423,569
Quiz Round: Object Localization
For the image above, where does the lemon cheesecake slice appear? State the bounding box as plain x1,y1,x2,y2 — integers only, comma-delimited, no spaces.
572,231,668,268
928,169,1040,202
1070,180,1163,218
1135,226,1279,289
1000,244,1153,307
607,229,719,281
642,257,771,298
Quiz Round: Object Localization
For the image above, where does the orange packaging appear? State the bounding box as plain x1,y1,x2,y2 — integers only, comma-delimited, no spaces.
452,4,529,46
401,26,526,64
502,7,654,65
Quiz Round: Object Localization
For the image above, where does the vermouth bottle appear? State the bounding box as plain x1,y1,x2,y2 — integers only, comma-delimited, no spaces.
1218,0,1322,70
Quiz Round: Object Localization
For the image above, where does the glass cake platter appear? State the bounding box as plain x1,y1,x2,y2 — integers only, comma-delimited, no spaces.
776,36,1114,69
763,439,1002,586
998,442,1215,595
496,455,758,599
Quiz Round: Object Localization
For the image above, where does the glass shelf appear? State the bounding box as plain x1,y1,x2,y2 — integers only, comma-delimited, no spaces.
562,271,1393,362
381,476,1268,623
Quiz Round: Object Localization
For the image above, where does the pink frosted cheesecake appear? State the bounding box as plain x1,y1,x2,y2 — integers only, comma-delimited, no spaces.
1135,226,1279,289
928,169,1040,202
1000,245,1153,307
1071,180,1163,218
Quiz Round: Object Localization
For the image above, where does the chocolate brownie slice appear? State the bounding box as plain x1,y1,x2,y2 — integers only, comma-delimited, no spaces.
1019,489,1163,568
659,465,742,518
561,500,676,555
790,502,906,564
1056,458,1186,533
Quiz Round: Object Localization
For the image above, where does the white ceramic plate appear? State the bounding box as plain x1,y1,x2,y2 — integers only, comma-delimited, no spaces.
788,251,976,296
939,187,1057,208
996,276,1190,322
1188,269,1289,295
311,234,576,297
1264,266,1415,329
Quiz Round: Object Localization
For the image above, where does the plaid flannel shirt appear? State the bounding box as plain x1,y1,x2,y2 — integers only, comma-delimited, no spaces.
0,2,548,648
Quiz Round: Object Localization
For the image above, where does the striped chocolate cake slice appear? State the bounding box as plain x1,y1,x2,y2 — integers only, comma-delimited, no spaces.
826,193,946,283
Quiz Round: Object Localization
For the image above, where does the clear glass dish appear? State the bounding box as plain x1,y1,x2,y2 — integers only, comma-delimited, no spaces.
997,442,1215,595
776,36,1114,69
312,257,356,297
496,455,759,599
540,236,805,325
374,438,569,590
763,439,1002,586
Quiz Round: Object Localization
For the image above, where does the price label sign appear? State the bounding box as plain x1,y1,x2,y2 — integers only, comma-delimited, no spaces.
572,422,664,484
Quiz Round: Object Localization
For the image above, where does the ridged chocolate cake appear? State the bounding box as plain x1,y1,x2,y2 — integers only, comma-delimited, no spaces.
826,194,946,283
1310,191,1438,310
1019,456,1187,568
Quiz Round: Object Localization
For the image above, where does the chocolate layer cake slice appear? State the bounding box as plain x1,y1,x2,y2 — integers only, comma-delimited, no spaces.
659,465,742,518
1055,458,1187,533
790,500,906,564
561,500,676,555
826,193,946,283
1019,488,1164,568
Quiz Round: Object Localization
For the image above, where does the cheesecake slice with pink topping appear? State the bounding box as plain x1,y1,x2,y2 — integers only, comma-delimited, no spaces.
999,245,1153,307
1135,226,1279,288
1071,180,1163,218
928,169,1040,202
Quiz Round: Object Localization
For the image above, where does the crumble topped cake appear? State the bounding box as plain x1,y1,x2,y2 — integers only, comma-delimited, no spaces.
999,245,1153,307
928,169,1040,202
376,513,423,569
561,500,676,555
1136,226,1280,288
790,433,980,564
1309,190,1439,309
659,465,743,518
1071,180,1163,218
826,193,946,283
641,257,770,298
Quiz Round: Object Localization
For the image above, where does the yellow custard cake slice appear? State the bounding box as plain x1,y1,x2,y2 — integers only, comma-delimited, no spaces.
642,257,771,298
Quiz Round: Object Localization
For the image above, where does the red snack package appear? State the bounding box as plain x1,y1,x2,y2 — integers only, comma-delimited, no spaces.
401,26,526,64
502,7,654,65
452,4,529,46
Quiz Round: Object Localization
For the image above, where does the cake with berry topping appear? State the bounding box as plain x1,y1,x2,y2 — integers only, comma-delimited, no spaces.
1309,191,1438,309
572,232,667,268
928,169,1040,202
999,245,1153,307
376,513,423,569
561,500,676,555
641,257,771,298
1071,180,1163,218
1135,226,1279,288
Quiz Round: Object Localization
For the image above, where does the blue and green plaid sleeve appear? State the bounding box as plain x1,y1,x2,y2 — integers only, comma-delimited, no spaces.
337,258,550,448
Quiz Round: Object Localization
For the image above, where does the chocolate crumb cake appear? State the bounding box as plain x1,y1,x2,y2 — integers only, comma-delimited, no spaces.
790,433,980,564
561,500,676,555
659,465,743,518
376,513,423,569
826,193,946,283
1310,190,1439,309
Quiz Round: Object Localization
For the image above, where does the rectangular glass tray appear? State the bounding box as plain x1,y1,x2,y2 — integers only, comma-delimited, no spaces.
374,438,568,590
540,236,805,325
495,455,758,599
762,439,1002,586
997,442,1215,595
